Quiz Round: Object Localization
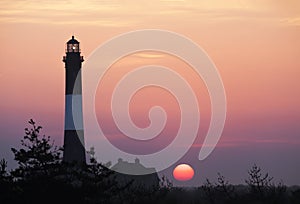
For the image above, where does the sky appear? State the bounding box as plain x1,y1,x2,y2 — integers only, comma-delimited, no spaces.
0,0,300,186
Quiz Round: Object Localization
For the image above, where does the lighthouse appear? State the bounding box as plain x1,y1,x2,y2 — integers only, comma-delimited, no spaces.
62,36,86,163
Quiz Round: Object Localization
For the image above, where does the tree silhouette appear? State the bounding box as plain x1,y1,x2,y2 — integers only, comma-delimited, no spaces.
1,120,299,204
216,172,235,200
202,178,216,204
0,158,14,203
11,119,62,180
0,159,8,179
244,164,290,203
245,164,273,197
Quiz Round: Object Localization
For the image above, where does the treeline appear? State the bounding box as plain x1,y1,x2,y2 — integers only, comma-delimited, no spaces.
160,171,300,204
0,120,299,204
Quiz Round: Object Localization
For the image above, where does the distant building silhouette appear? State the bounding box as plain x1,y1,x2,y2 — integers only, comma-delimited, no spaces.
111,158,159,189
62,36,86,163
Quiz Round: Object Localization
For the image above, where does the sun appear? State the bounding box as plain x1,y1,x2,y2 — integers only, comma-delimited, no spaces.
173,164,194,181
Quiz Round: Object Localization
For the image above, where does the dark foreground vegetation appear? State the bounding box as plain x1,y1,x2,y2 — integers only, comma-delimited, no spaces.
0,120,299,204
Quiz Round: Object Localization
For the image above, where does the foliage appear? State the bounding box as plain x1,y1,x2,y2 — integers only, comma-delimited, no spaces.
11,119,62,180
216,173,235,200
244,164,288,203
245,164,273,195
0,119,299,204
0,159,9,179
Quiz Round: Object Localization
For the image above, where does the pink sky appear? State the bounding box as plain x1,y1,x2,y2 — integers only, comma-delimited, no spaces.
0,0,300,186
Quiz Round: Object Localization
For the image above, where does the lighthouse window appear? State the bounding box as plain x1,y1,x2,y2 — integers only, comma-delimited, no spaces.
67,44,79,52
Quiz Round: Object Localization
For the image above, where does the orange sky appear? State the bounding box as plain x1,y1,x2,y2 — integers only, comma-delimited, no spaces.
0,0,300,185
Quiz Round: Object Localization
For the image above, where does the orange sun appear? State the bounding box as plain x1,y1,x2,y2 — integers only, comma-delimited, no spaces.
173,164,194,181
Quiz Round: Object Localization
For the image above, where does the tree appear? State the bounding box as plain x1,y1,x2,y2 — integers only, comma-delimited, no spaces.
11,119,62,180
216,172,235,200
202,178,216,204
0,158,15,203
245,164,273,198
0,159,8,179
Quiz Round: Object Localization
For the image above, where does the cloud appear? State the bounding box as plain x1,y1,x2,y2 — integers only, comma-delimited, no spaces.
191,137,300,149
1,0,299,27
132,52,166,59
0,0,139,27
280,17,300,26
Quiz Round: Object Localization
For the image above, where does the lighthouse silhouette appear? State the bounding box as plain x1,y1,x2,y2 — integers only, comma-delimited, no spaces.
62,36,86,163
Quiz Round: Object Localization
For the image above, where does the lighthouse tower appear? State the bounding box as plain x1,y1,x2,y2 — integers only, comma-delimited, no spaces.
62,36,86,163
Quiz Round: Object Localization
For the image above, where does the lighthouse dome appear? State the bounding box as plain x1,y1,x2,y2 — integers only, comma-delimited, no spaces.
67,36,79,44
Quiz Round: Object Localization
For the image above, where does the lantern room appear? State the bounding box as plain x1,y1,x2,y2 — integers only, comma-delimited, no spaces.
66,36,80,53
